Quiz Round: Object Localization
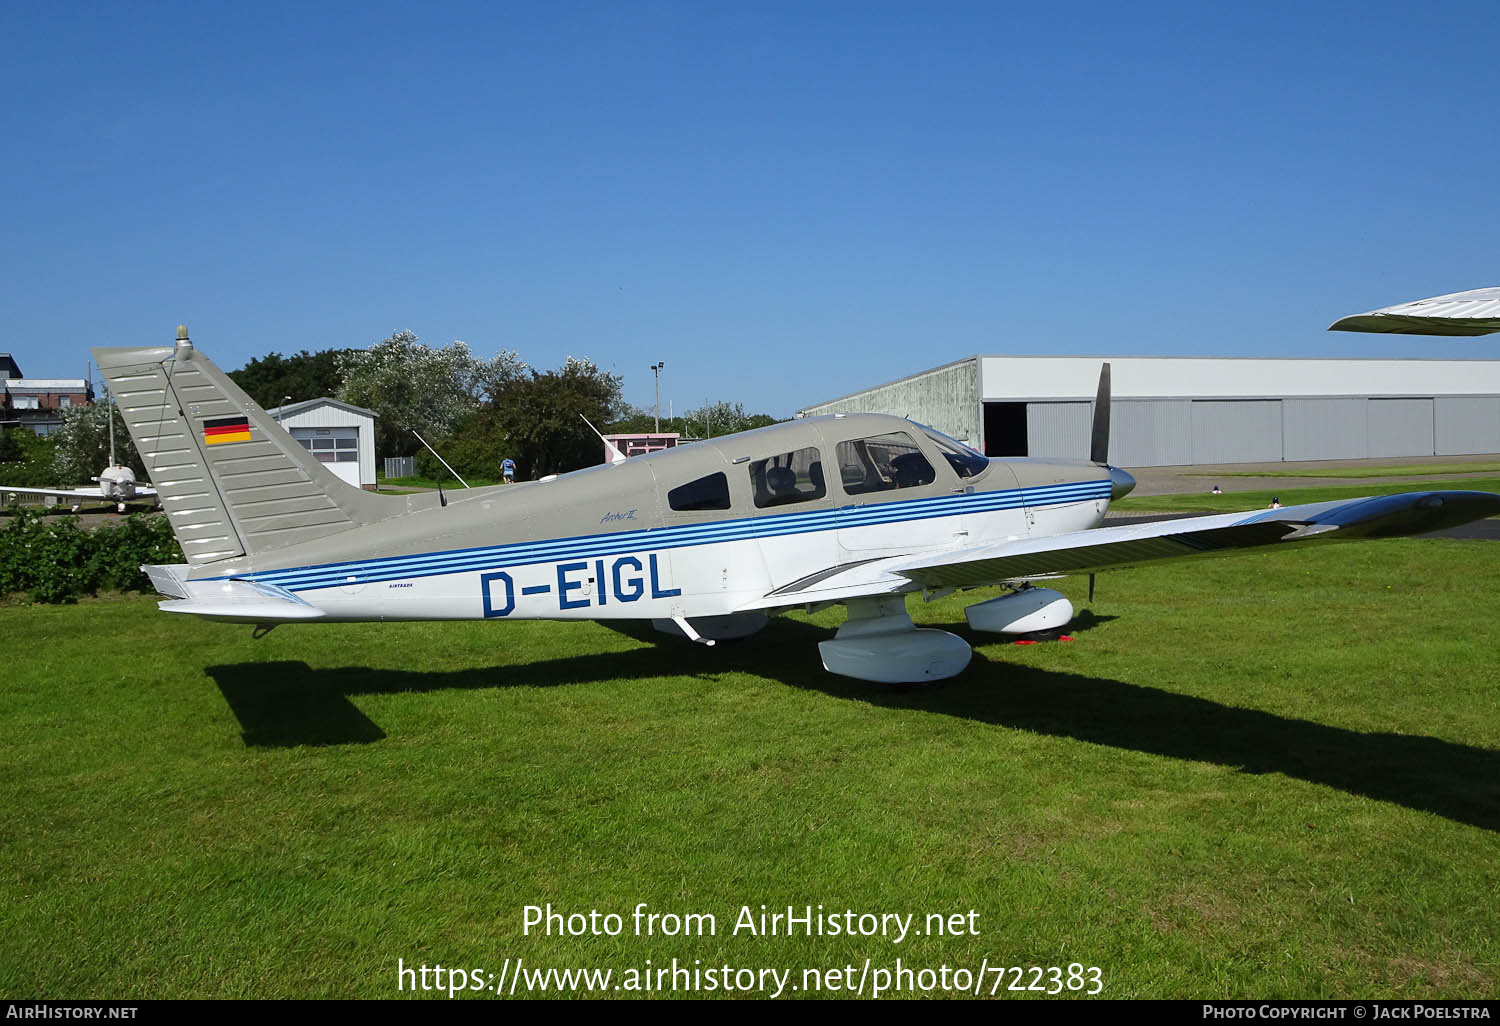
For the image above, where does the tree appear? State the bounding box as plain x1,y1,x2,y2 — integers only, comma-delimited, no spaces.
487,357,624,479
51,398,146,484
607,401,783,438
0,427,58,487
337,331,525,458
606,404,689,436
412,406,508,484
683,401,782,438
228,349,349,410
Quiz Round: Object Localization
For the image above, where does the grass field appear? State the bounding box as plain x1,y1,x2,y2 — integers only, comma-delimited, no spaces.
379,474,502,490
2,539,1498,999
1113,477,1500,514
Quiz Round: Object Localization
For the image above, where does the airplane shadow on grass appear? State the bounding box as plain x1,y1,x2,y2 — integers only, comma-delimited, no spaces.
207,613,1500,833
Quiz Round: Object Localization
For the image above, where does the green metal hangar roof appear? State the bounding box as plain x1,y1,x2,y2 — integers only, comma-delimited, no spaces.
798,355,1500,468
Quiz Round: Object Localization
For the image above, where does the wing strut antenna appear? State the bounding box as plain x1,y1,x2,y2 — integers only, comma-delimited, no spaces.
581,415,628,464
412,429,470,489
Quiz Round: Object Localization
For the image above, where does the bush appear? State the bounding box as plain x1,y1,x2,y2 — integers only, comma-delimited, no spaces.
0,510,183,603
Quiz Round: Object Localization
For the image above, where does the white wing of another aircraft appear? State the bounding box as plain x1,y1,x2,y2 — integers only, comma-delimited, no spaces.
1329,286,1500,336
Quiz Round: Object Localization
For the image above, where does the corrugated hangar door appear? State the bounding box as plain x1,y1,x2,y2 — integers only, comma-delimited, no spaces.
1025,402,1092,458
1111,400,1191,467
1283,398,1367,461
1435,397,1500,456
291,426,362,488
1190,400,1282,464
1367,398,1434,458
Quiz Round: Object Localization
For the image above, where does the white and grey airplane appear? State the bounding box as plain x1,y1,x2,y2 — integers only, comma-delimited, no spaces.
2,466,155,513
2,407,157,513
93,299,1500,685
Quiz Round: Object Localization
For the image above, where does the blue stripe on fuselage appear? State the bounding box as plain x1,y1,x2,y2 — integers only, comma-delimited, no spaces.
222,479,1111,592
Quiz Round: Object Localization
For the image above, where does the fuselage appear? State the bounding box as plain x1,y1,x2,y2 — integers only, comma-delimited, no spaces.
197,414,1117,622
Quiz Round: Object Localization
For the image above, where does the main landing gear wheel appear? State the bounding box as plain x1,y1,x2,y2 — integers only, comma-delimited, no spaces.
818,596,971,684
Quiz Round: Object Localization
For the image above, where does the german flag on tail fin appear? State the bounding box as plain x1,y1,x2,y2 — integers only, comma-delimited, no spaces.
203,415,250,446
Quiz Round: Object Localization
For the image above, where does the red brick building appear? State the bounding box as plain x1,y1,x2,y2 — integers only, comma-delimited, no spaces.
1,354,94,437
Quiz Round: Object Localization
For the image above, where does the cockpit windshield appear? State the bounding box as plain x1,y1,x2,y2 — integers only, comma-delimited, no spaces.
915,423,989,479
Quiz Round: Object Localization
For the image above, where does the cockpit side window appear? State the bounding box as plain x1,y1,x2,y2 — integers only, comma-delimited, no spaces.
749,447,826,508
914,423,989,479
835,432,936,495
668,472,731,512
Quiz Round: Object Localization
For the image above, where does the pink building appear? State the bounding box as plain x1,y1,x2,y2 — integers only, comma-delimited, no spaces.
603,433,680,460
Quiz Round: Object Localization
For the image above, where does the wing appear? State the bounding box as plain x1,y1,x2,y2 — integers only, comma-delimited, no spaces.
738,490,1500,610
0,485,108,500
1329,287,1500,336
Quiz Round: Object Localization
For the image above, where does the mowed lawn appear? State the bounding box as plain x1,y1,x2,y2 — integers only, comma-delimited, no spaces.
2,539,1498,999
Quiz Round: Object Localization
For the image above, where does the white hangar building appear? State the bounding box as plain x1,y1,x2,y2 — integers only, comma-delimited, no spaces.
798,356,1500,467
266,398,379,489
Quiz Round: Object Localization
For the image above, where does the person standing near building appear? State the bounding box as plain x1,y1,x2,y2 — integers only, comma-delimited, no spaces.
501,457,516,484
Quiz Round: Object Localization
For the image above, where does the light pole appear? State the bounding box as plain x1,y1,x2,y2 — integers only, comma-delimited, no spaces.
649,362,664,433
277,396,291,424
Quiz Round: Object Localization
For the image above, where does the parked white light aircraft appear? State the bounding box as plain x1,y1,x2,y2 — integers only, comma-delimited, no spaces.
94,306,1500,685
2,409,157,513
3,467,157,513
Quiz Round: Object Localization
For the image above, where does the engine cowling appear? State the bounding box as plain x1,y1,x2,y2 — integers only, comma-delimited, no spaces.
96,465,138,500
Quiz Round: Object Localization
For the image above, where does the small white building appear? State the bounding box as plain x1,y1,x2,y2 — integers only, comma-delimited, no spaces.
267,398,379,489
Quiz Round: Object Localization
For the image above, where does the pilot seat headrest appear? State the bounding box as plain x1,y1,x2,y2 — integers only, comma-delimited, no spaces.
766,465,797,495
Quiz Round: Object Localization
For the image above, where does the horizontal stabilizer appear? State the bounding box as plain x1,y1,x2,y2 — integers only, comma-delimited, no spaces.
1329,287,1500,336
144,565,326,622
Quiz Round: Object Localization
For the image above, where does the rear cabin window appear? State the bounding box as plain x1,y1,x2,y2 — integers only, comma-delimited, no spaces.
749,447,827,508
668,472,731,512
836,432,936,494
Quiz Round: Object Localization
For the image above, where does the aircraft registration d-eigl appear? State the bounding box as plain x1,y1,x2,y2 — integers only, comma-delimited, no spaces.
93,293,1500,684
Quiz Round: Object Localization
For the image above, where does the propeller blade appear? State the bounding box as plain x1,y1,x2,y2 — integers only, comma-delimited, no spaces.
1090,362,1111,465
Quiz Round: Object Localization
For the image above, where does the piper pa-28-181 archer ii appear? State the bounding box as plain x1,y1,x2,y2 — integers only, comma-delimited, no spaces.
94,293,1500,684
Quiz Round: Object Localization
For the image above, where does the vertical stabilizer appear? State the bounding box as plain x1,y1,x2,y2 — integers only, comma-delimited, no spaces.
92,328,391,569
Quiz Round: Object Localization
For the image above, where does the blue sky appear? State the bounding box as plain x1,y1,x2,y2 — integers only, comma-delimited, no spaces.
2,1,1497,417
